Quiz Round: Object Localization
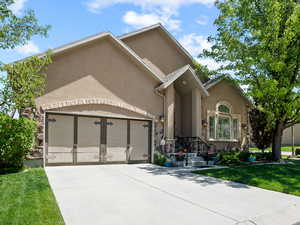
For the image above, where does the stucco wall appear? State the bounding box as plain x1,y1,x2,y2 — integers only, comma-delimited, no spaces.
175,91,182,137
121,28,191,75
202,80,249,149
165,84,175,139
36,37,163,119
181,92,192,137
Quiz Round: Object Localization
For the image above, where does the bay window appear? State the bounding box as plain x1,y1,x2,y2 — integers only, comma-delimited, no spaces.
208,102,240,141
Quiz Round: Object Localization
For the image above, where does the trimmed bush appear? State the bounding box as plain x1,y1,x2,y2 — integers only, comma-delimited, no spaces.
0,114,37,174
154,152,167,166
217,152,241,166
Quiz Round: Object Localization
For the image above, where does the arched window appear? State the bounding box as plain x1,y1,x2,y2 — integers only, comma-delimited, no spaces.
217,102,231,114
218,104,230,113
208,101,240,141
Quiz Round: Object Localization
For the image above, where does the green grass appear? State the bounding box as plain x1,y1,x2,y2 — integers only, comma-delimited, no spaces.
193,160,300,197
249,146,300,152
0,169,65,225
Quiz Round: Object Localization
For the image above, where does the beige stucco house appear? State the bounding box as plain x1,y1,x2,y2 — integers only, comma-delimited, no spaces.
30,24,250,166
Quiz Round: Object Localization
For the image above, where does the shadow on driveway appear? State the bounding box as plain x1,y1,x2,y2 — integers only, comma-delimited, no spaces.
136,165,251,189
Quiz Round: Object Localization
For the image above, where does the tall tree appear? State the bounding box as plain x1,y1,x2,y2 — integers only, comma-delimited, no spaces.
0,0,50,50
0,0,51,117
202,0,300,160
0,53,52,117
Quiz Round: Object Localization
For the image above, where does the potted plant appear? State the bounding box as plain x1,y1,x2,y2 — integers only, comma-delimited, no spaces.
248,154,256,162
164,158,173,167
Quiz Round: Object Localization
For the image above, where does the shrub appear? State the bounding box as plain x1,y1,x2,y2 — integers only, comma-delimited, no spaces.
217,152,241,166
0,114,37,174
154,152,167,166
254,152,273,161
238,151,251,161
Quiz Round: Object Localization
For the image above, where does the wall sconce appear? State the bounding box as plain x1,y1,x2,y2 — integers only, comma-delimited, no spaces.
159,115,165,123
202,120,208,128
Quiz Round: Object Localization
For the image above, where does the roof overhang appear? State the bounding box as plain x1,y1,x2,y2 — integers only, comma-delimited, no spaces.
156,65,209,97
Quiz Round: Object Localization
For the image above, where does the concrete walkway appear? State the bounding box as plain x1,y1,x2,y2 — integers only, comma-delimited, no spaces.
46,164,300,225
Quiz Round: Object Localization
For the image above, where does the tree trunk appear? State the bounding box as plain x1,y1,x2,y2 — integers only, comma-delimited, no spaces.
272,121,284,161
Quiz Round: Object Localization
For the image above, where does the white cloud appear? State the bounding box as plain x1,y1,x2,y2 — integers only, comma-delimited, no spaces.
123,10,181,31
15,41,40,55
196,16,208,25
86,0,215,13
9,0,28,15
196,58,221,71
179,33,212,56
179,33,221,70
86,0,214,31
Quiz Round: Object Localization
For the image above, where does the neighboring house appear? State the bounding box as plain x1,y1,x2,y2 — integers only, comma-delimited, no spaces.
282,124,300,146
27,23,250,166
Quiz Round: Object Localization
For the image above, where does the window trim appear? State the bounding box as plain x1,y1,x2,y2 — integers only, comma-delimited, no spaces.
207,109,241,142
216,101,232,114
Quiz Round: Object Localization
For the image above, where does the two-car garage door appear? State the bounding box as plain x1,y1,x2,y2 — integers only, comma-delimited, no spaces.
45,113,151,166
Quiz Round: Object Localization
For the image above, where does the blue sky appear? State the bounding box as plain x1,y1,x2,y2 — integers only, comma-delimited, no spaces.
2,0,220,69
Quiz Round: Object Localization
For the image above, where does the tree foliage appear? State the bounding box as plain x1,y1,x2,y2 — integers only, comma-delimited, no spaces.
249,108,273,151
202,0,300,160
0,0,50,50
192,61,214,82
0,53,52,116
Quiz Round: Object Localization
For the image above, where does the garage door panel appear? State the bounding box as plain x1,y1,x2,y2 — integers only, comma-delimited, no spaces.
106,119,127,163
130,121,149,162
47,152,73,163
47,115,74,164
77,117,101,163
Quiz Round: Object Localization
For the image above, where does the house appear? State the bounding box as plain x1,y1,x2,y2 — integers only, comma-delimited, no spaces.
282,124,300,146
28,23,250,166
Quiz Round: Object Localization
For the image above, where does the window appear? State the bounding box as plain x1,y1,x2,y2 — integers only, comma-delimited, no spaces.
232,118,239,140
218,104,230,114
209,116,215,139
217,116,231,139
207,102,240,141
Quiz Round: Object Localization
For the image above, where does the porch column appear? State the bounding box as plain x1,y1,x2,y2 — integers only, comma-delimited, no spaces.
165,84,175,139
192,88,202,137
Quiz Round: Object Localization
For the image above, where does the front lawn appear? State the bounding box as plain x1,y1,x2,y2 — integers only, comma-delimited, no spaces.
249,146,299,152
193,160,300,197
0,169,65,225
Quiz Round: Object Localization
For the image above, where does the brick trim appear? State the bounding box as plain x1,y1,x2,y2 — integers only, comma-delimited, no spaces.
40,98,156,119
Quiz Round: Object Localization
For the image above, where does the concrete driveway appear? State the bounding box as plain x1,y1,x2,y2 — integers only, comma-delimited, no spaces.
46,164,300,225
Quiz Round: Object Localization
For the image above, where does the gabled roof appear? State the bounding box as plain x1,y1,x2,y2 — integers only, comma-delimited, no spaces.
204,76,252,104
118,23,194,63
13,32,163,82
156,65,209,96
